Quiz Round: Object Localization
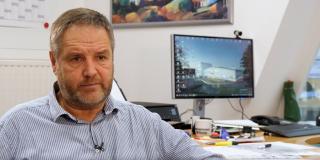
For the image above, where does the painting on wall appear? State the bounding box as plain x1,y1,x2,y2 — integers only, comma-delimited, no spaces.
111,0,233,28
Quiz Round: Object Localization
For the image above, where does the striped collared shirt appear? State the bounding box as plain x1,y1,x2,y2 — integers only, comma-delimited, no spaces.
0,85,223,160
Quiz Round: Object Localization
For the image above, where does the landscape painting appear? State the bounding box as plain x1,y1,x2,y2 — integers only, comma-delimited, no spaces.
111,0,233,28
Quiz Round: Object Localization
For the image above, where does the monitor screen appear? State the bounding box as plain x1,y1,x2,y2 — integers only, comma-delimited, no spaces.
172,34,254,98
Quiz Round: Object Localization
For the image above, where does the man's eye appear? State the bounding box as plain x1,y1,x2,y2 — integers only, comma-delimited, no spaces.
70,57,82,61
97,55,107,60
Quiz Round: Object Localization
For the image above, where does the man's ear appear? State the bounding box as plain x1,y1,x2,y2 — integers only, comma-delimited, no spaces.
49,51,57,75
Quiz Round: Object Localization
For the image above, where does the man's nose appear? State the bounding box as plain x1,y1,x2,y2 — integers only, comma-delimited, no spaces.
83,59,98,78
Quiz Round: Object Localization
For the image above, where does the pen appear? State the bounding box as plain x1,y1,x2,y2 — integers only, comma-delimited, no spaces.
257,143,272,149
210,141,238,146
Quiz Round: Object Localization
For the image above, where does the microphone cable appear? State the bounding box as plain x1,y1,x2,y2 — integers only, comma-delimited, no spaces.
89,123,105,152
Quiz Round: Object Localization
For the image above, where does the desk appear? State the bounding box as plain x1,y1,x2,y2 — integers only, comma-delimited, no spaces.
197,132,320,145
264,133,320,159
198,132,320,159
262,132,319,145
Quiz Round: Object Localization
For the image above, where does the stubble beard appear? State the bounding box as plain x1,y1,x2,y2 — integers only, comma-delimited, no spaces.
58,78,112,109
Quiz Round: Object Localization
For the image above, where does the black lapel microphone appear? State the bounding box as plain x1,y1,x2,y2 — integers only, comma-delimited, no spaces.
94,142,104,152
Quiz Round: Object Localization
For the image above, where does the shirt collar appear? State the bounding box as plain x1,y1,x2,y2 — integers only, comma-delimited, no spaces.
48,82,76,122
48,82,120,123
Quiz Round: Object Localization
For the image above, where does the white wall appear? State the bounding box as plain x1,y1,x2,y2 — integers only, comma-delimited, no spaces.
1,0,319,122
248,0,320,118
0,0,84,115
0,0,83,60
94,0,290,120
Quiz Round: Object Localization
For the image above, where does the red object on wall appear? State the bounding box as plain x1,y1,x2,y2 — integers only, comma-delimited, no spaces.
43,22,49,29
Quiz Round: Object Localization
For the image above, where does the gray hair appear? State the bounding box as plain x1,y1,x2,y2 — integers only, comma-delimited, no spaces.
50,8,114,56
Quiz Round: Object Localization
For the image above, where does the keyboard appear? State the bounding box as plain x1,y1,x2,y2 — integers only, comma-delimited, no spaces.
261,123,320,137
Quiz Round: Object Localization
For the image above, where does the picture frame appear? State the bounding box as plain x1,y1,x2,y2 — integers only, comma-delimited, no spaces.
111,0,233,28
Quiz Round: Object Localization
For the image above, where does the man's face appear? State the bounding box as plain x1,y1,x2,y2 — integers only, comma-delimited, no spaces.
50,25,113,109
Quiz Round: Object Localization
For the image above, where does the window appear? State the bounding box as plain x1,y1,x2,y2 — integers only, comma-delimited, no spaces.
298,48,320,120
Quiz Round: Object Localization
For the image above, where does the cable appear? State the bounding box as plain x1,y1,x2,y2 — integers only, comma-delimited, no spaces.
239,99,244,119
227,99,242,116
179,99,214,117
179,108,194,117
89,124,104,152
227,99,250,119
89,123,95,146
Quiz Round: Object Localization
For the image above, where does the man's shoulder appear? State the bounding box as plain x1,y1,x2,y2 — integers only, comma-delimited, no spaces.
0,96,49,124
114,100,161,120
116,100,150,113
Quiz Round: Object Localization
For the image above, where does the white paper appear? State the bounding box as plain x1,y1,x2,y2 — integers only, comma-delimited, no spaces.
0,0,48,28
204,146,301,159
204,141,320,159
254,141,316,150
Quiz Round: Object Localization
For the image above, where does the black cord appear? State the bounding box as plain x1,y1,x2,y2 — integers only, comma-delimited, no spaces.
239,99,244,119
89,123,95,146
89,124,104,152
179,108,194,117
227,99,250,119
179,99,214,117
227,99,242,117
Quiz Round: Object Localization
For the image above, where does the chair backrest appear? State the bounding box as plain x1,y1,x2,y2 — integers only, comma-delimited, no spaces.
110,79,127,101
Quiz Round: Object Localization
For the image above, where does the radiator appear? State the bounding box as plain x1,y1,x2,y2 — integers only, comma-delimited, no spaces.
0,60,55,116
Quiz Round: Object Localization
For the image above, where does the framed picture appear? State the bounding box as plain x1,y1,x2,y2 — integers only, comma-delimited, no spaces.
111,0,233,28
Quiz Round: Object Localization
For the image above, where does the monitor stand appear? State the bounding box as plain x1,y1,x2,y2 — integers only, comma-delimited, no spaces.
193,99,206,118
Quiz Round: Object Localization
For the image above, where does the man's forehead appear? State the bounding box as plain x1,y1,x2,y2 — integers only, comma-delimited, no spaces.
61,25,111,46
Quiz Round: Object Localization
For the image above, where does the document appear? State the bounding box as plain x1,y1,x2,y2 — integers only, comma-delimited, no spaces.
204,141,320,159
204,146,301,159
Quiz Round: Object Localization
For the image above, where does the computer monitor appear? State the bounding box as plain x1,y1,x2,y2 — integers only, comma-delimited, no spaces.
171,34,254,99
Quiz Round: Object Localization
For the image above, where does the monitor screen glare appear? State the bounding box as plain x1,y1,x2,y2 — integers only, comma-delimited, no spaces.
172,34,254,98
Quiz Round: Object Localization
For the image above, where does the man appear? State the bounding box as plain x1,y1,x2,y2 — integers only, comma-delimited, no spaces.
0,8,223,159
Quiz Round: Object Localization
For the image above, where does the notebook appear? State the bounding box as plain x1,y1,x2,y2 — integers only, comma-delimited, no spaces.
213,119,260,130
261,123,320,137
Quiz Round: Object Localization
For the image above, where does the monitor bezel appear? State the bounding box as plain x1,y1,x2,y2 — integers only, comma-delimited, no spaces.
171,34,255,99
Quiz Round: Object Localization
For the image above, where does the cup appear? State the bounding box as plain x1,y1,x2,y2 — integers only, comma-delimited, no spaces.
194,119,213,137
